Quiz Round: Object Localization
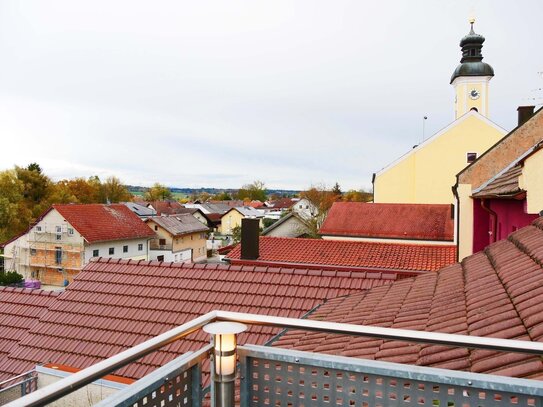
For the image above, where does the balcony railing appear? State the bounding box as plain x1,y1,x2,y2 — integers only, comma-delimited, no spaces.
5,311,543,407
0,370,37,405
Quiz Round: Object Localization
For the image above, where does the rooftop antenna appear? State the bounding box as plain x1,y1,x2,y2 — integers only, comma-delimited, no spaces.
422,116,428,142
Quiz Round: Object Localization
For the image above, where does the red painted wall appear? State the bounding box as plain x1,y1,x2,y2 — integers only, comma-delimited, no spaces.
473,198,538,253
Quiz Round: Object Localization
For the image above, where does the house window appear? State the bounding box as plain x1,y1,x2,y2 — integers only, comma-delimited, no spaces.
36,226,42,232
55,247,62,264
157,255,164,261
138,243,143,251
154,225,158,231
467,152,477,163
67,228,74,236
123,245,128,253
56,234,62,241
109,247,115,255
30,248,36,256
56,226,62,234
93,249,99,257
159,239,166,246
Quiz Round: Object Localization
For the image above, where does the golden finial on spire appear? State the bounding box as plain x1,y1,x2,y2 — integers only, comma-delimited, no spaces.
468,15,476,33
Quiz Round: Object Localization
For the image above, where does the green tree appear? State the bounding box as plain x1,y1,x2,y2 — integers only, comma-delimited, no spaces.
332,182,342,196
231,225,242,244
0,170,28,242
212,191,232,201
144,183,173,201
100,176,132,203
236,180,267,202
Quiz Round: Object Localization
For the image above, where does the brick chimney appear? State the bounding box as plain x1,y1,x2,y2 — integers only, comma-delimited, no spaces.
517,106,535,127
240,218,260,260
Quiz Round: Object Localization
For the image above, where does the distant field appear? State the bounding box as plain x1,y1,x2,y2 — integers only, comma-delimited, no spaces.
130,191,189,200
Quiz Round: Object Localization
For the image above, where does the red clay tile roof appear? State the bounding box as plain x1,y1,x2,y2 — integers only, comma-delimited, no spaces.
0,287,59,378
269,198,297,209
147,201,185,216
319,202,454,241
0,260,398,381
54,204,156,244
274,217,543,379
227,236,456,273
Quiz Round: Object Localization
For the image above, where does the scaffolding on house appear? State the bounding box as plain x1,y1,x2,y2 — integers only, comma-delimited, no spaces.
21,222,85,282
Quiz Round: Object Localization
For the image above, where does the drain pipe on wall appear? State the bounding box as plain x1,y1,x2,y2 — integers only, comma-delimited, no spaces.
480,199,498,244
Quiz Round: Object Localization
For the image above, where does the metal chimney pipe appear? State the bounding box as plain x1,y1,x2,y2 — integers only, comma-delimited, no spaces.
240,218,259,260
517,106,535,127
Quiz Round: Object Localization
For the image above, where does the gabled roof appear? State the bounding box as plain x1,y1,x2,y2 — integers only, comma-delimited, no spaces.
375,109,506,177
54,204,156,244
146,201,184,216
123,202,157,217
223,206,264,218
0,287,59,378
147,214,209,236
0,260,398,381
268,198,297,209
319,202,454,241
262,212,311,236
274,217,543,379
227,236,456,273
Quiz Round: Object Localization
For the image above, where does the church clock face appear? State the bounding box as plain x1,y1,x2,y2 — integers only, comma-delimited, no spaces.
469,89,480,100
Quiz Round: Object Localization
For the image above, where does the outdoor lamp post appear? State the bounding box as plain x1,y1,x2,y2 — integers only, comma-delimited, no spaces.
203,321,247,407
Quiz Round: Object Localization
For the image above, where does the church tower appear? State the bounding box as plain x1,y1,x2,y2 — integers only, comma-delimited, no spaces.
451,20,494,119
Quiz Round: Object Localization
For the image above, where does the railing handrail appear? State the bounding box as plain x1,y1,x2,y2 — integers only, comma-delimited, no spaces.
215,310,543,355
0,370,35,388
7,309,543,407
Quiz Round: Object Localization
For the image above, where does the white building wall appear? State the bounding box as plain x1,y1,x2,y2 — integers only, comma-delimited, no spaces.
85,239,150,262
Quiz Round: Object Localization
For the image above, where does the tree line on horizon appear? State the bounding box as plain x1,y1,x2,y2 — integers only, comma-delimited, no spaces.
0,164,372,244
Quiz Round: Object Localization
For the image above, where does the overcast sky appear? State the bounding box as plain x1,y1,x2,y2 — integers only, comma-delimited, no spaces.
1,1,542,190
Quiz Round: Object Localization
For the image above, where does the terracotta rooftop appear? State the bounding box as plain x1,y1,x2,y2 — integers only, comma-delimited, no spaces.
274,217,543,379
146,200,185,216
54,204,156,244
319,202,454,241
147,214,209,236
227,236,456,273
0,260,398,381
268,198,297,209
0,287,59,377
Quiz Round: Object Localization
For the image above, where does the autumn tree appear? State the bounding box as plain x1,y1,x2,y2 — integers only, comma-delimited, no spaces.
144,183,173,201
342,189,373,202
299,184,340,238
0,170,28,242
99,176,132,203
236,180,267,202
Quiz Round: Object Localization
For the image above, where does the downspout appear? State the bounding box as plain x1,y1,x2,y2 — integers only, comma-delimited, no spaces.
452,183,460,262
480,199,498,244
371,173,376,203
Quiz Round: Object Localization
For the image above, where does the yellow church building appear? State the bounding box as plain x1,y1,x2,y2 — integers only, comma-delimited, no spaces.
373,21,507,205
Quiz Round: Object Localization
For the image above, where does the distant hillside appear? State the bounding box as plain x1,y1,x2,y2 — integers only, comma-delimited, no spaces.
126,186,300,198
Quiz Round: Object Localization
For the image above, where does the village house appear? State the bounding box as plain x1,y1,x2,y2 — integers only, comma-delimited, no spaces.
145,214,209,263
455,106,543,259
0,204,155,286
261,212,312,238
373,23,507,205
219,206,265,235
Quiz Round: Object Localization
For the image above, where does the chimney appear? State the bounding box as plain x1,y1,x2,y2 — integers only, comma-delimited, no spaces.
240,218,259,260
517,106,535,127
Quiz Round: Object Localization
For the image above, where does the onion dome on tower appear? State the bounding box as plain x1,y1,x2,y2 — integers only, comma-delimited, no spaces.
450,20,494,84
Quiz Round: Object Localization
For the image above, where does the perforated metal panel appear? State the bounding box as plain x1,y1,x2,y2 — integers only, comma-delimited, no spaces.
95,347,210,407
128,367,193,407
239,345,543,407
